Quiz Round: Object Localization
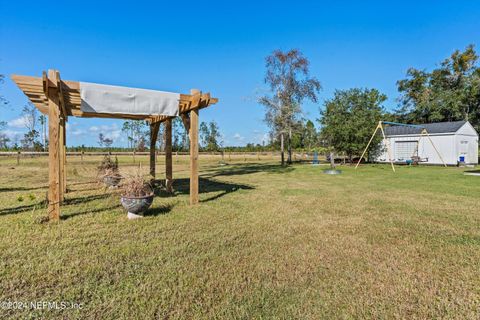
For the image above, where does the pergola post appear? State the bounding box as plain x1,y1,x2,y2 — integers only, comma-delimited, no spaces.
63,118,67,194
165,118,173,193
47,70,61,220
59,116,66,201
149,122,160,179
189,89,200,205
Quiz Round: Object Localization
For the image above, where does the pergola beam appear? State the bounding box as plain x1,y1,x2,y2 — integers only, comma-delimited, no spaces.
164,118,173,193
55,71,68,119
11,74,218,122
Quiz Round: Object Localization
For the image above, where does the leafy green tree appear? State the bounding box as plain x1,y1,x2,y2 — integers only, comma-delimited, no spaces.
0,74,8,107
397,44,480,131
320,88,387,162
98,133,113,148
156,124,165,152
20,103,41,150
259,49,321,165
38,115,47,151
0,121,9,149
303,120,318,151
122,120,148,150
200,121,222,151
172,117,188,151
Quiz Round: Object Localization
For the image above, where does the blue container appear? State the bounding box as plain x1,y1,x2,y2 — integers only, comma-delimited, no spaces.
459,156,465,162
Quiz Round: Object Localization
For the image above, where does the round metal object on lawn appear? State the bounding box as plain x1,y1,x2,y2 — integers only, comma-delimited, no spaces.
323,169,342,175
463,170,480,176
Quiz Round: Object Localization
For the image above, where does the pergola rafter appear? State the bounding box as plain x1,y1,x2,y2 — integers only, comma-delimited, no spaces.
11,70,219,220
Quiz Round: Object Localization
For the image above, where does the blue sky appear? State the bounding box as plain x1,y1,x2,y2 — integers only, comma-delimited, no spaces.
1,1,479,147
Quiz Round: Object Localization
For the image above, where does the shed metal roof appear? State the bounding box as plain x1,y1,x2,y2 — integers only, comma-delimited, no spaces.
384,121,466,136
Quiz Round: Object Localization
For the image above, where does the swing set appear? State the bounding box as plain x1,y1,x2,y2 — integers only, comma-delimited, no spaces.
355,121,447,172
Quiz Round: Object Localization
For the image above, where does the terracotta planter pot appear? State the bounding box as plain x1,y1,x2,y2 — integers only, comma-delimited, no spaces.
121,193,154,219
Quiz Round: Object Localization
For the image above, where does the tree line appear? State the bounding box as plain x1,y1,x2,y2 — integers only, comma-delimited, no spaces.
259,45,480,165
1,44,479,160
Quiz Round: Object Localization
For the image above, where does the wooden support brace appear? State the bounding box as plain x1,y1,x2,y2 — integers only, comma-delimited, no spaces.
63,120,67,193
422,129,448,167
181,113,190,132
379,122,396,172
355,122,381,169
149,122,161,179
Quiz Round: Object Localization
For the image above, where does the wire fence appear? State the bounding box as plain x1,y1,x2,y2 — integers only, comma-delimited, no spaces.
0,151,324,165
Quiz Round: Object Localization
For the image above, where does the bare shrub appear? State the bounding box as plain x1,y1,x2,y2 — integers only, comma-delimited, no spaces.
122,172,152,197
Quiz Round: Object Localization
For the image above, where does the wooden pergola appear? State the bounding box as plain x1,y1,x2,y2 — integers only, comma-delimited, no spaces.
11,69,218,220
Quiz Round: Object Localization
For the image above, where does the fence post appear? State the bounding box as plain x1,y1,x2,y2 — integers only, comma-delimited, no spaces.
81,151,84,164
17,151,20,165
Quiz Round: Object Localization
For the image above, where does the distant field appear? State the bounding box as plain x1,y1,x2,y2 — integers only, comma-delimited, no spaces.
0,155,479,319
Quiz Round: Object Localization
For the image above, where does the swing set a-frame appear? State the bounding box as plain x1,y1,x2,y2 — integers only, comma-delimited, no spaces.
355,121,447,172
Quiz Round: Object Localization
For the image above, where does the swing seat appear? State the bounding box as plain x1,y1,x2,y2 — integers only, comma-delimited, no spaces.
411,156,428,165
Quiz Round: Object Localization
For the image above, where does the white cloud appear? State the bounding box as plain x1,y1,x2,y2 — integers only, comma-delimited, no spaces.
71,129,86,136
8,116,28,128
87,124,121,143
89,124,118,133
233,133,244,141
1,129,23,140
104,130,121,140
250,130,269,145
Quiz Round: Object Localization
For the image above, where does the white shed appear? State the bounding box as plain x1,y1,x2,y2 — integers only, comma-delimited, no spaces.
375,121,478,165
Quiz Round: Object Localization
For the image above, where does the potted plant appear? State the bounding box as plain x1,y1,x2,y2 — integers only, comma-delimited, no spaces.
121,173,154,219
98,155,122,187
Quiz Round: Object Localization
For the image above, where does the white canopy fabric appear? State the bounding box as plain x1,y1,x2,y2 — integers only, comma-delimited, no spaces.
80,82,180,116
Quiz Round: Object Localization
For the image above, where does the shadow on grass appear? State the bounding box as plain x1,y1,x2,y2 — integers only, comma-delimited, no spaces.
0,185,48,193
153,177,254,203
0,201,47,216
143,203,174,217
61,203,123,220
63,193,113,205
203,163,295,178
1,163,275,218
0,193,113,217
0,181,98,194
63,198,174,219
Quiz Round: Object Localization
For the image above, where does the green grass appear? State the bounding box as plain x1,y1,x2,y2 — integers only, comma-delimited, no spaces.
0,155,479,319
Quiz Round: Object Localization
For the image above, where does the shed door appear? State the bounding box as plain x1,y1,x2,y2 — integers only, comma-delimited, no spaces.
459,140,468,154
395,141,417,161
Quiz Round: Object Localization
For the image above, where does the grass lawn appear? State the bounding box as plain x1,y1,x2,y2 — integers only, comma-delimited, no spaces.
0,155,479,319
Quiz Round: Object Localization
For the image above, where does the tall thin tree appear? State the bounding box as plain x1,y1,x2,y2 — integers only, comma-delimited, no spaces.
259,49,321,165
